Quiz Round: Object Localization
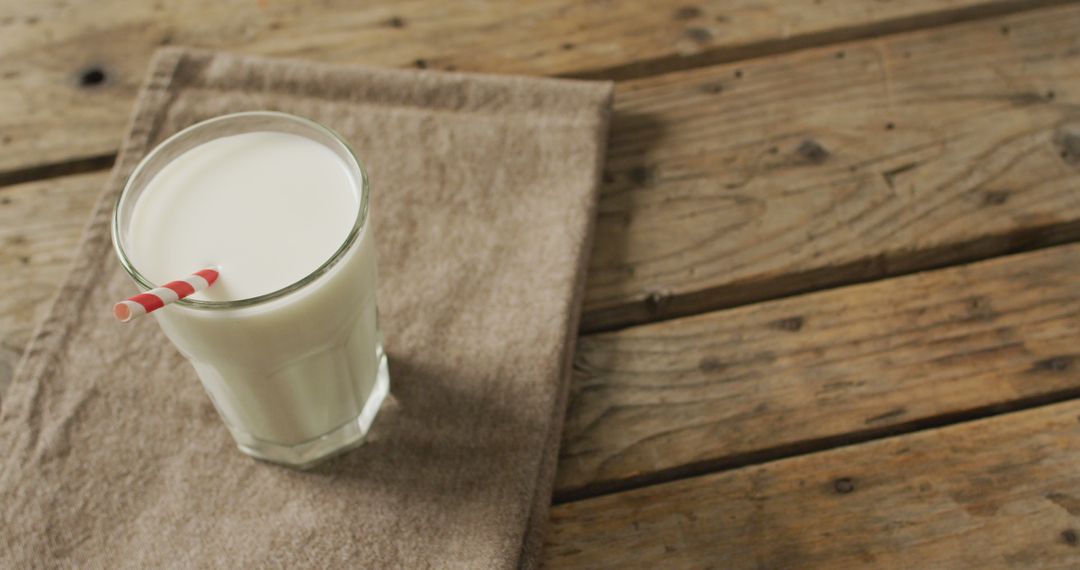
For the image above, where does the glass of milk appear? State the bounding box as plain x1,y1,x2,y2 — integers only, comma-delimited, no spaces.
112,112,389,469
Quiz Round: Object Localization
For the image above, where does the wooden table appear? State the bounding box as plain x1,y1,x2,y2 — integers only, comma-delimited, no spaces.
4,1,1080,567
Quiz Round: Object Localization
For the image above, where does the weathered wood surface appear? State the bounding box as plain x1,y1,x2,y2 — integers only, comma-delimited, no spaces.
6,5,1080,434
3,8,1080,567
559,243,1080,497
0,0,1061,175
583,4,1080,330
0,172,105,399
5,6,1080,338
544,399,1080,569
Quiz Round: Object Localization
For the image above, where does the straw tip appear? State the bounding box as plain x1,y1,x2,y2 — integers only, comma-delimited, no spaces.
195,266,221,286
113,303,133,323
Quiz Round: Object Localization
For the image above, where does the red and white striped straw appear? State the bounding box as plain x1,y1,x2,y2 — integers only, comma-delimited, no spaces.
113,267,220,323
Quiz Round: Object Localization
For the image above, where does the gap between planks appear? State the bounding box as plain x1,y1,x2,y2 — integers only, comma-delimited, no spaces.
0,154,115,188
543,398,1080,568
582,221,1080,334
564,0,1080,81
554,383,1080,504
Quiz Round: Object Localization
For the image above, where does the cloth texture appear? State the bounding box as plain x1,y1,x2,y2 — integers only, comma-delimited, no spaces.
0,47,612,569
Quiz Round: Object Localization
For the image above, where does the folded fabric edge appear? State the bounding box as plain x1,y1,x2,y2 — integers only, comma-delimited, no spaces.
515,81,614,570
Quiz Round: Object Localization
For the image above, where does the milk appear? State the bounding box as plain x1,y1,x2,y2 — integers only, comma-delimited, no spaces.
129,132,359,302
118,124,388,468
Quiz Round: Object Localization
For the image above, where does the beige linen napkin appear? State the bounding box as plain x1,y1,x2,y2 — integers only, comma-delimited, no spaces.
0,48,611,568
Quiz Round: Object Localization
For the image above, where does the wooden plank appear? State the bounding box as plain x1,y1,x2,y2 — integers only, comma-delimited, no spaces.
584,4,1080,330
0,0,1061,175
558,242,1080,497
0,172,105,399
544,399,1080,569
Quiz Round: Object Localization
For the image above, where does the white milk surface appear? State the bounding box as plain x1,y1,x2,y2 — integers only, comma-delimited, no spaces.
129,131,358,301
124,130,387,459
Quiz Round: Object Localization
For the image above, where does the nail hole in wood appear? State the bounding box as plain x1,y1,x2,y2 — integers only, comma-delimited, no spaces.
79,67,106,87
797,139,829,164
674,6,702,20
684,27,712,43
1063,529,1078,546
773,316,804,331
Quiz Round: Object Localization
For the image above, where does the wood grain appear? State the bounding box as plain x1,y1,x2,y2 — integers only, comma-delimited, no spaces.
584,4,1080,330
0,172,105,399
8,2,1080,462
0,0,1061,175
559,242,1080,497
545,399,1080,569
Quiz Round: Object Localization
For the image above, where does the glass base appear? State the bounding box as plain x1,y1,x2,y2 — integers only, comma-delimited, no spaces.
231,348,390,469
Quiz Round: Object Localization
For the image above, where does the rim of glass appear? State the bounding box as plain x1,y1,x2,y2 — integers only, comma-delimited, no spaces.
111,111,369,311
